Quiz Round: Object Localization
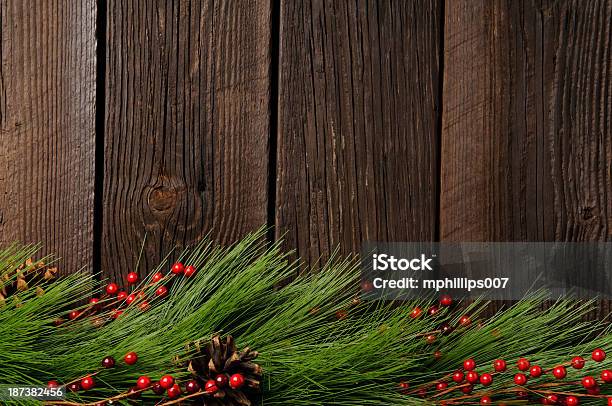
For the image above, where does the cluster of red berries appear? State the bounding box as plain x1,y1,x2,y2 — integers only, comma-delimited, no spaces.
63,262,197,322
104,262,197,299
412,348,609,405
48,348,245,403
408,295,471,345
398,294,611,405
136,371,246,400
409,294,456,319
510,349,609,404
47,351,139,395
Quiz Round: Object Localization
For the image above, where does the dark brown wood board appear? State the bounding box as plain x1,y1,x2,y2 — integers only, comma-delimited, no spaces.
440,0,612,316
274,0,442,266
441,0,611,242
0,0,97,275
101,0,272,282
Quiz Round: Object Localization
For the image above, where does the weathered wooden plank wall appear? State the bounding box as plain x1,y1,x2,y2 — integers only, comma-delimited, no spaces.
441,0,612,316
101,0,272,281
0,0,97,275
0,0,610,291
441,0,612,242
275,0,442,265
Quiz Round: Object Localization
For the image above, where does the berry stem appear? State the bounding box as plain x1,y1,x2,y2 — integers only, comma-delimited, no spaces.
155,390,205,405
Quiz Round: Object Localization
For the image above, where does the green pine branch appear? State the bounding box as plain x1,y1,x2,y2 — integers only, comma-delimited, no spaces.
0,230,610,405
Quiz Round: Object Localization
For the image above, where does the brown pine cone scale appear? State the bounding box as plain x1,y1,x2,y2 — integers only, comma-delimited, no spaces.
185,334,262,406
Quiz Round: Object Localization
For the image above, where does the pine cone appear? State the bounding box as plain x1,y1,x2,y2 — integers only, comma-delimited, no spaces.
185,335,262,406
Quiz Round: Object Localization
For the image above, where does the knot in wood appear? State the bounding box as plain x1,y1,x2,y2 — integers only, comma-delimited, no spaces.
148,185,180,213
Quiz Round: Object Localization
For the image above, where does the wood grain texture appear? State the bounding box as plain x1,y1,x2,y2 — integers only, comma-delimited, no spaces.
275,0,442,265
441,0,612,242
0,0,96,275
441,0,612,317
102,0,271,282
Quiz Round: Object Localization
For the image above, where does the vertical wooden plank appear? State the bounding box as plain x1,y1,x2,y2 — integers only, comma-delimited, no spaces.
275,0,442,265
441,0,612,316
441,0,612,242
102,0,271,281
0,0,97,274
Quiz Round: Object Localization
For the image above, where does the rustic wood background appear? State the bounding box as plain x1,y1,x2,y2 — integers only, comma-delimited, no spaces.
0,0,610,300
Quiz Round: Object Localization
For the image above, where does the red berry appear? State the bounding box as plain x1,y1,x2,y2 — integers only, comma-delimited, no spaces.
552,365,566,379
105,283,119,295
171,262,184,275
463,358,476,371
479,373,492,386
167,383,181,398
117,291,128,300
204,379,218,394
89,298,100,305
602,369,612,383
47,380,59,388
514,373,527,385
434,350,442,360
571,356,585,369
80,376,95,390
480,396,492,404
461,384,473,394
185,380,200,394
151,272,164,283
151,382,165,395
68,310,80,320
436,381,448,390
111,309,123,319
459,315,471,326
452,371,464,383
184,265,197,277
410,307,422,319
439,294,452,306
426,334,436,344
126,294,136,305
466,371,479,384
155,286,168,297
608,397,612,406
398,381,409,390
565,395,579,406
159,375,174,389
581,376,597,389
127,272,139,284
229,373,245,389
68,382,80,392
428,306,439,316
517,358,530,371
440,323,454,335
139,301,150,311
215,374,229,387
529,365,543,378
127,386,141,399
361,280,374,292
592,348,606,362
136,376,151,389
124,351,138,365
101,356,116,368
587,385,600,395
542,394,558,405
493,359,507,372
335,310,348,320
